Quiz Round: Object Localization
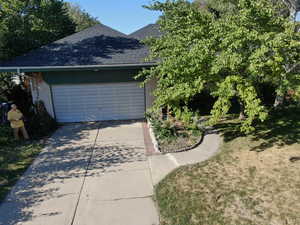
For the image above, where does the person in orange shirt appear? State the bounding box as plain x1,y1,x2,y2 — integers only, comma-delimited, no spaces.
7,104,29,140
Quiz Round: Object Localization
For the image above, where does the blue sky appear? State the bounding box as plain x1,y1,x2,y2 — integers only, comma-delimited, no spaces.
66,0,164,34
66,0,300,34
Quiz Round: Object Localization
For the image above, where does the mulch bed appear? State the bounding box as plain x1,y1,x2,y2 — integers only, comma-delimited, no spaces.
157,131,204,154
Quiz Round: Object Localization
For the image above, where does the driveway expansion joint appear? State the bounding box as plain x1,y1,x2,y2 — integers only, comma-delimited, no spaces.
70,125,101,225
83,195,154,202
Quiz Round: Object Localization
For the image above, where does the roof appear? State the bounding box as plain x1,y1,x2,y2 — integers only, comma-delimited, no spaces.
129,24,162,40
0,24,161,71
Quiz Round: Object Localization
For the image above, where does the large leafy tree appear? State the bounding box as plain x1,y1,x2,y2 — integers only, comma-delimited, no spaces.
193,0,237,17
140,0,300,132
193,0,299,109
193,0,293,18
64,2,100,32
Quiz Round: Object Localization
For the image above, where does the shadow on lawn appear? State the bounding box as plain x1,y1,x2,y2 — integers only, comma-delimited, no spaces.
0,120,145,225
215,106,300,152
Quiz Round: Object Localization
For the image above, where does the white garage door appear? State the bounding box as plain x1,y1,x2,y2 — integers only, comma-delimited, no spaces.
52,82,145,122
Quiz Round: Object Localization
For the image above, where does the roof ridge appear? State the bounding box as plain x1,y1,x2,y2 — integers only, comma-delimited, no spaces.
129,23,156,36
129,23,161,41
53,23,128,44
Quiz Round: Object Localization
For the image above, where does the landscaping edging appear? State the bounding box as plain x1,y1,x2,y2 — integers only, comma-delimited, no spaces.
147,119,205,154
146,120,161,153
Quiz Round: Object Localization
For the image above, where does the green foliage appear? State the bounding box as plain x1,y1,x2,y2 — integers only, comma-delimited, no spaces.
27,101,57,138
149,114,177,140
148,110,201,142
0,72,15,101
0,125,13,146
295,86,300,102
64,2,100,32
174,106,200,130
193,0,238,17
193,0,292,18
140,0,300,132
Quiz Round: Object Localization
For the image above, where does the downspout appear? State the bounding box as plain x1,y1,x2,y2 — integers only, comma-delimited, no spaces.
15,68,23,84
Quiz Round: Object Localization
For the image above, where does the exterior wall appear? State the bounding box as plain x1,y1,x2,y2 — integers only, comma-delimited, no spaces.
43,69,143,85
30,73,55,118
145,79,157,110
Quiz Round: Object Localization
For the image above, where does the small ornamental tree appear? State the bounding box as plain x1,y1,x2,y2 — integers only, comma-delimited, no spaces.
139,0,300,132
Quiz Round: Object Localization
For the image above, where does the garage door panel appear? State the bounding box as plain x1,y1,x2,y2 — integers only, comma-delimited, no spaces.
52,82,145,122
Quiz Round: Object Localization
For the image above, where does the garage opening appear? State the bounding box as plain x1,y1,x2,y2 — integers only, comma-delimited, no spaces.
52,82,145,122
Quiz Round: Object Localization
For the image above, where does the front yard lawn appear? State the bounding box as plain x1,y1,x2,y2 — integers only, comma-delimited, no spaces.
155,106,300,225
0,125,43,202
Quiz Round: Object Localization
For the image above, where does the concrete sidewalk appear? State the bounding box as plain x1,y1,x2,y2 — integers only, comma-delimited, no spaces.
148,130,221,186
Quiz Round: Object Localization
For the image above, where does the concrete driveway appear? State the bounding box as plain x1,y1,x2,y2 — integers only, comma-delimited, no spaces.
0,121,159,225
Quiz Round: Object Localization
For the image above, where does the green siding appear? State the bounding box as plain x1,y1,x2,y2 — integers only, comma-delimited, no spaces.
43,69,143,85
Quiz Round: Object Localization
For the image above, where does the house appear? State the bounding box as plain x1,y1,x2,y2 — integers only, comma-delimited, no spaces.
1,1,298,123
0,24,161,123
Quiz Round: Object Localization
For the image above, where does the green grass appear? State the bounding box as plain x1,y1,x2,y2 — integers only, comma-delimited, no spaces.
0,125,43,202
155,106,300,225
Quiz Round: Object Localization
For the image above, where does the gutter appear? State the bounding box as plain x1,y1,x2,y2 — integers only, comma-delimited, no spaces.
0,63,157,73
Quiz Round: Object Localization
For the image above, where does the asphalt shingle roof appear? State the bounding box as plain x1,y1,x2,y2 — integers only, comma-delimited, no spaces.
129,24,162,40
0,23,161,68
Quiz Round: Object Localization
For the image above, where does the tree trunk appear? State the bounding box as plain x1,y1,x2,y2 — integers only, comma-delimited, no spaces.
239,101,245,120
273,94,284,108
161,106,168,120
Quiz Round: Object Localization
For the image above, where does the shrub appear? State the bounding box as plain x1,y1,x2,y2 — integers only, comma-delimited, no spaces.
147,109,201,143
149,115,175,141
0,125,13,146
26,101,57,139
